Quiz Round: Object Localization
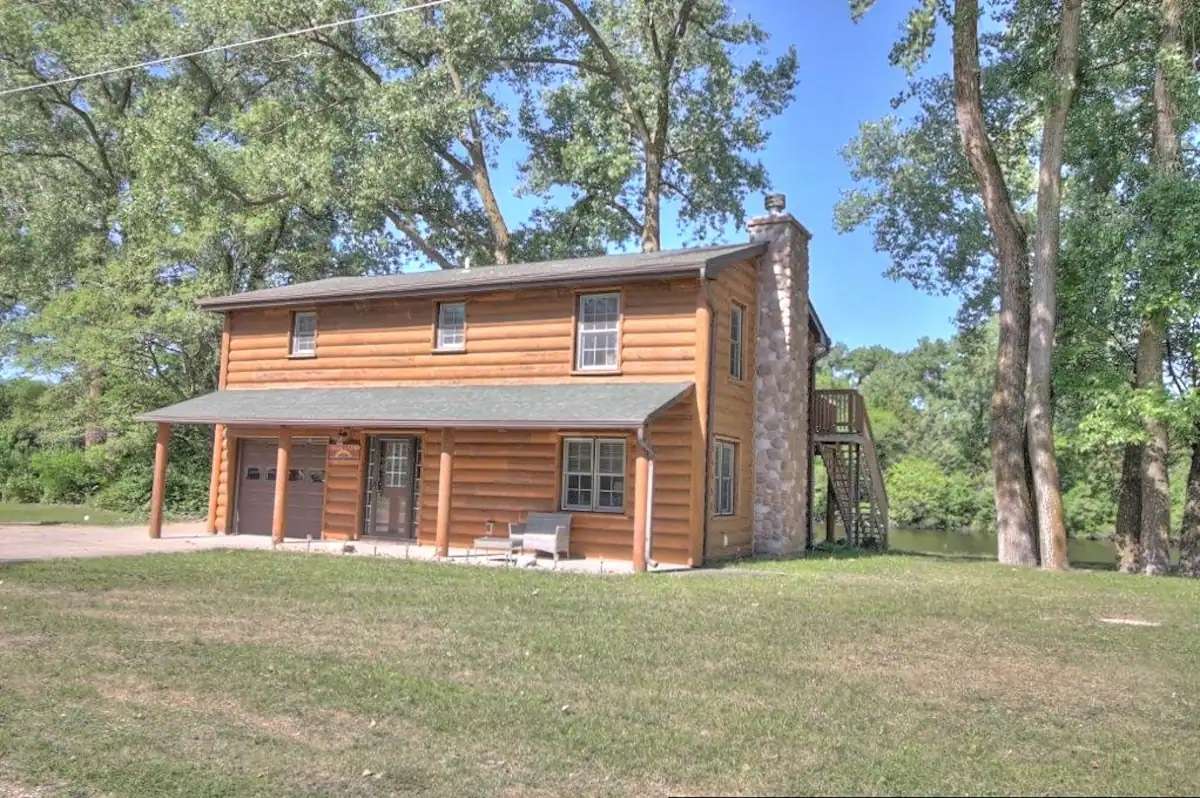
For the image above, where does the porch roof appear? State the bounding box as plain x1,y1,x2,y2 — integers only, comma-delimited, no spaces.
137,382,694,429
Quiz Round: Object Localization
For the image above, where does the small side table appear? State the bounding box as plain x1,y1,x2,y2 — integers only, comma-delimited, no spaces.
471,536,520,564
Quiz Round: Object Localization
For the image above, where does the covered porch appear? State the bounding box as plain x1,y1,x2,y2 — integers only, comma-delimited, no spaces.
137,382,697,572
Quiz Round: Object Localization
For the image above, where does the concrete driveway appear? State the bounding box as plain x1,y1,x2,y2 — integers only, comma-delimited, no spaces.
0,522,647,573
0,521,274,564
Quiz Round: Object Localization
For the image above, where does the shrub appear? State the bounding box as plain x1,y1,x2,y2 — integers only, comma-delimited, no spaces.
28,447,102,503
886,457,988,530
3,470,41,503
1063,481,1116,537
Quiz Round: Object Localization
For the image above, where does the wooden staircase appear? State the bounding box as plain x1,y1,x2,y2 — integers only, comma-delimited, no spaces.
813,389,889,548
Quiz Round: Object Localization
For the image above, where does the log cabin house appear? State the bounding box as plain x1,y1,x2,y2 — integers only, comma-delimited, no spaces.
140,196,888,570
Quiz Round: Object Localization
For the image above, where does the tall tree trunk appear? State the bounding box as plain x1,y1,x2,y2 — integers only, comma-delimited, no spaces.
443,59,511,265
1179,436,1200,577
952,0,1037,566
1137,0,1183,576
1114,442,1144,572
1137,311,1172,574
1026,0,1082,571
83,372,106,447
642,143,663,252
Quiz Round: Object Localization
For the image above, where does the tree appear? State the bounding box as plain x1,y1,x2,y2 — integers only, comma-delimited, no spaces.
1025,0,1082,570
1135,0,1184,576
518,0,797,251
848,0,1087,567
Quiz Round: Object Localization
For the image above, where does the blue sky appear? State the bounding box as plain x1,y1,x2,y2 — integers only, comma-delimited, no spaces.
491,0,962,352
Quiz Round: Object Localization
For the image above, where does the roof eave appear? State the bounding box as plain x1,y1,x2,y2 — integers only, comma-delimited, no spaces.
195,243,767,313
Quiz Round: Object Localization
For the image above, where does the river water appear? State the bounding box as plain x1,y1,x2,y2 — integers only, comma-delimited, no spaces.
888,527,1117,567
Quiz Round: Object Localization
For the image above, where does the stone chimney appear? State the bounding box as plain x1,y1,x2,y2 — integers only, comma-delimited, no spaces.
748,193,812,555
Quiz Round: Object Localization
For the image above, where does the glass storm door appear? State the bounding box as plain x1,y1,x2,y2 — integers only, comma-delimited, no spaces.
368,437,415,537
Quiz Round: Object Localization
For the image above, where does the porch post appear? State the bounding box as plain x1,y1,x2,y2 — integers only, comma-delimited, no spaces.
690,283,712,566
632,445,650,573
148,422,171,539
435,428,454,557
205,425,224,534
272,429,292,544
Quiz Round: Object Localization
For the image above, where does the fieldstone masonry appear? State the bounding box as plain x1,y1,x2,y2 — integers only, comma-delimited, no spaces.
749,201,811,555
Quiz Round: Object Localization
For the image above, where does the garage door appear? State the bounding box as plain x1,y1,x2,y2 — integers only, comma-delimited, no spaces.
235,440,327,538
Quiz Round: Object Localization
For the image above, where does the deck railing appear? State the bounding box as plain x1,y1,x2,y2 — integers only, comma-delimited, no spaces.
813,388,890,539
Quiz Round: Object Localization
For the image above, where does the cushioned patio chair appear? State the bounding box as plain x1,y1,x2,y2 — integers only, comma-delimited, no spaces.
508,512,572,563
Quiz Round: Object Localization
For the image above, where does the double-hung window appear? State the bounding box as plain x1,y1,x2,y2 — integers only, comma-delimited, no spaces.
729,303,745,380
575,292,620,371
714,439,738,516
290,311,317,357
435,301,466,351
562,437,625,512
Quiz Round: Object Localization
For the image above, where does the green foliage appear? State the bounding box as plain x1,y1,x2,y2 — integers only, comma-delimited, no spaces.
886,456,990,530
1062,480,1116,538
0,0,797,518
27,448,102,504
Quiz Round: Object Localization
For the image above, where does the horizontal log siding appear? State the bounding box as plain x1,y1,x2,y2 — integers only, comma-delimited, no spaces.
646,399,695,564
321,431,367,541
416,428,648,561
223,280,698,387
706,260,758,560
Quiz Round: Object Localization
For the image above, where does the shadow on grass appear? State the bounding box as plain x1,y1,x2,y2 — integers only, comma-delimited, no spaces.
705,542,1119,572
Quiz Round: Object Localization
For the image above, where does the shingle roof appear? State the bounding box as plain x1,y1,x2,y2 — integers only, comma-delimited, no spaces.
196,243,766,311
137,382,694,429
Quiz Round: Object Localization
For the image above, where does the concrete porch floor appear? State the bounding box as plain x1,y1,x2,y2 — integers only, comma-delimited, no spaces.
0,521,687,574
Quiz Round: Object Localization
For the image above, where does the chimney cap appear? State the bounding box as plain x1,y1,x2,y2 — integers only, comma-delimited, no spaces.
764,193,787,213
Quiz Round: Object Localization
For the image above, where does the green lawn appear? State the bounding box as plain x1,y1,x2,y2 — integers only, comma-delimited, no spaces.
0,552,1196,796
0,502,142,525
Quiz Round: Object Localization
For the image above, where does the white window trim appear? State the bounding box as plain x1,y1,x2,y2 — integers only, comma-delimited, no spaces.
290,311,317,357
574,292,621,372
435,301,466,352
561,436,626,513
730,303,745,380
714,439,738,517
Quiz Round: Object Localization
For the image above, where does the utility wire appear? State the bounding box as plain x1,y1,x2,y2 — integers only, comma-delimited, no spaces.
0,0,452,98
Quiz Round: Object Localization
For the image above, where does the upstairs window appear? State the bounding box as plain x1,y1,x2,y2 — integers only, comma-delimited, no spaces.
714,439,738,516
730,303,745,380
290,311,317,357
435,301,466,351
561,437,625,512
575,292,620,371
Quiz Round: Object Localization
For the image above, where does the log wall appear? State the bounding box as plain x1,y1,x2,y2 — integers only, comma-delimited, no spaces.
704,260,758,559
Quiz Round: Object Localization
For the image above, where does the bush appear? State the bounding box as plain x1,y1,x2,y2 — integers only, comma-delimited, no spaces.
28,447,102,503
886,457,989,530
93,463,152,513
3,470,41,503
1063,481,1116,537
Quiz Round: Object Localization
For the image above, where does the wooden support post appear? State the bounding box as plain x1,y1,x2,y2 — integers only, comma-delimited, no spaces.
205,425,224,534
148,423,171,539
271,429,292,544
826,471,837,544
435,428,454,558
633,447,650,573
689,283,712,566
222,432,237,534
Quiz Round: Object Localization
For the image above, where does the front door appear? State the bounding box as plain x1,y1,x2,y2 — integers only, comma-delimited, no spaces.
366,437,416,538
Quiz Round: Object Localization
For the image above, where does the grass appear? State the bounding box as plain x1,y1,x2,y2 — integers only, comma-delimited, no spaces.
0,551,1197,796
0,502,141,525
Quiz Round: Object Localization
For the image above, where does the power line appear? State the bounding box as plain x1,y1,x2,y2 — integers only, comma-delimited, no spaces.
0,0,453,98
